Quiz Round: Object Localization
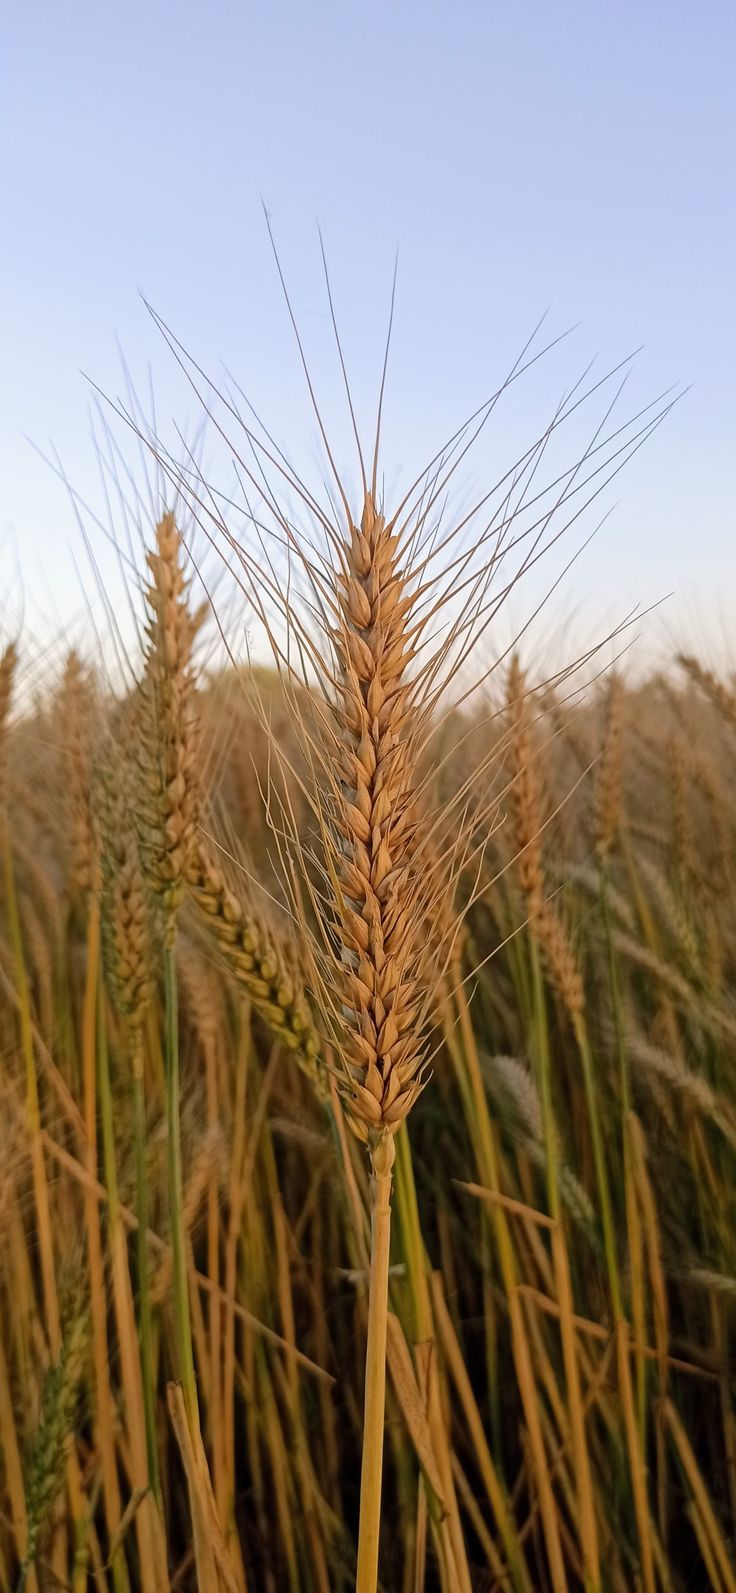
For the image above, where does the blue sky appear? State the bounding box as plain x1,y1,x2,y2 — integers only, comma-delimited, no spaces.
3,0,734,671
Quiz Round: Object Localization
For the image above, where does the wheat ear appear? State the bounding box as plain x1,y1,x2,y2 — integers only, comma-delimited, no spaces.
678,654,736,726
325,492,432,1146
21,1307,88,1582
138,512,203,929
59,651,99,898
187,836,326,1097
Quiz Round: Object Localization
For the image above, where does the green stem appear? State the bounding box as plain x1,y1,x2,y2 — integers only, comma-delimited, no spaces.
164,934,198,1428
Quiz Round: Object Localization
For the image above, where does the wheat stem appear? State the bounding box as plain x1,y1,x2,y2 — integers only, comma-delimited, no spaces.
132,1037,160,1501
356,1134,395,1593
529,936,600,1592
164,935,198,1428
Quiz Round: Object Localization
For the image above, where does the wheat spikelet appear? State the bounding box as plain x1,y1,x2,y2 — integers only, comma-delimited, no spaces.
678,654,736,726
480,1055,594,1229
22,1304,88,1572
481,1052,544,1142
315,490,446,1146
137,513,203,935
612,927,694,1004
187,837,325,1097
97,754,154,1031
506,658,584,1015
626,1031,736,1148
636,855,701,980
535,899,584,1018
58,651,99,897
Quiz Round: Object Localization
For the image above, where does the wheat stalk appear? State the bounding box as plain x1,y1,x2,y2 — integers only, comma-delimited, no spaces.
298,487,437,1589
232,479,467,1593
137,511,204,1433
96,747,160,1503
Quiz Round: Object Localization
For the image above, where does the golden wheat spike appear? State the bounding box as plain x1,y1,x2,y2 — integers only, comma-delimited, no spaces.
326,491,433,1144
137,512,203,932
506,654,546,923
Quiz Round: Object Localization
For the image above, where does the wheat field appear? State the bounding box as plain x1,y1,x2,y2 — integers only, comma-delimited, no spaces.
1,359,736,1593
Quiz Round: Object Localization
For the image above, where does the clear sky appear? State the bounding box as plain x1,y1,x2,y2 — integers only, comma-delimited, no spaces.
3,0,735,673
